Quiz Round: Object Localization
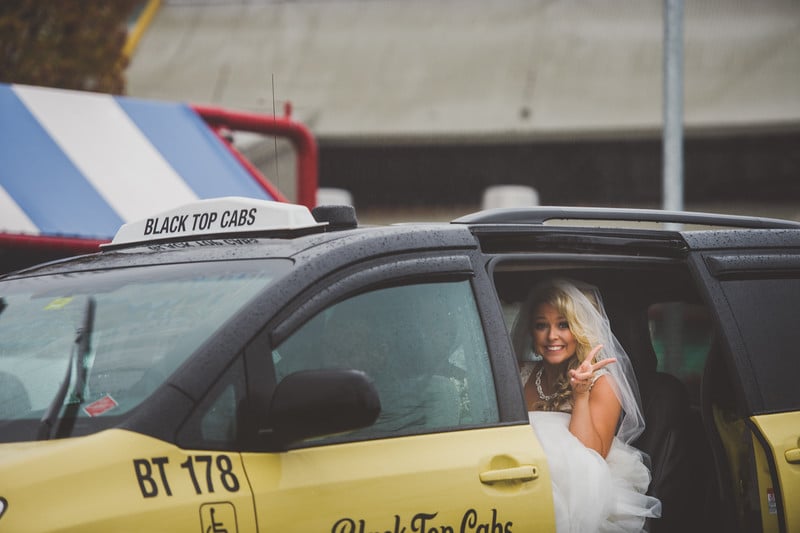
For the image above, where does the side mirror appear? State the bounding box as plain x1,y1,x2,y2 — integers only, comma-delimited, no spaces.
268,368,380,447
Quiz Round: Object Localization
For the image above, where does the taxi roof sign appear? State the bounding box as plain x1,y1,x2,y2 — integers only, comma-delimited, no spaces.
105,197,326,247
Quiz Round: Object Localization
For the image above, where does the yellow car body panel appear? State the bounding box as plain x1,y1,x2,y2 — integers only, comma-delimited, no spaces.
0,429,255,532
751,412,800,532
242,425,555,532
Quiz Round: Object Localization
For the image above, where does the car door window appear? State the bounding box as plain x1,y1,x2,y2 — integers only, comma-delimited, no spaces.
272,280,499,443
178,358,247,450
716,277,800,412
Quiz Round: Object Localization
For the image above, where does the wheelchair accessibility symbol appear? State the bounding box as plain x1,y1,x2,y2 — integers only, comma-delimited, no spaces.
200,502,237,533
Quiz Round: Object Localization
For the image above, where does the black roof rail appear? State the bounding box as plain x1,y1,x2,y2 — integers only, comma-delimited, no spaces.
452,206,800,229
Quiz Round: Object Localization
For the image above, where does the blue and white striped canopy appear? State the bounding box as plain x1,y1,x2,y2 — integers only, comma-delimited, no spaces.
0,83,275,240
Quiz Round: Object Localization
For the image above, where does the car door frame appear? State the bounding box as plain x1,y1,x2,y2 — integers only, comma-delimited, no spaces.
685,231,800,533
246,248,529,438
237,247,552,531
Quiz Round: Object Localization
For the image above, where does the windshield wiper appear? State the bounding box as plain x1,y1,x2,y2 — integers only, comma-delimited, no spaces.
36,296,96,440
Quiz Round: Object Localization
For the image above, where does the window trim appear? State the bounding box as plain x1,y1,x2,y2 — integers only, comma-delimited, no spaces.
269,253,473,347
244,251,515,450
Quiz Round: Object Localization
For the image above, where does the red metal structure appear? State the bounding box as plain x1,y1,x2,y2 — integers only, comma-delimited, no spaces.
193,102,318,210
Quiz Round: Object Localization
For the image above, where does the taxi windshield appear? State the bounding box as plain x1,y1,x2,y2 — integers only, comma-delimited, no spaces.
0,259,287,442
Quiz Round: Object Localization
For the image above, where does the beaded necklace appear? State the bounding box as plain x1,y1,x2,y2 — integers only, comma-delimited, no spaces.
535,366,557,401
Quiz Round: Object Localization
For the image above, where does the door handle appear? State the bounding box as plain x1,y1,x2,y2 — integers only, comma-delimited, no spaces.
479,465,538,484
786,447,800,464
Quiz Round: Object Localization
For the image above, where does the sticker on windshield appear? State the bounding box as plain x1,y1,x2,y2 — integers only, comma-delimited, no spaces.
83,394,118,417
44,297,73,310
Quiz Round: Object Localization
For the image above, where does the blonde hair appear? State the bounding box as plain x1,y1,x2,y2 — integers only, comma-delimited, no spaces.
528,282,601,411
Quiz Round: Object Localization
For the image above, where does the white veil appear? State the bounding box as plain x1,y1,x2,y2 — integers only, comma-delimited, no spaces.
511,278,645,444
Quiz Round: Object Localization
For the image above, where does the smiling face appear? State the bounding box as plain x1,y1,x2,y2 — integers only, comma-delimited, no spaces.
530,302,578,365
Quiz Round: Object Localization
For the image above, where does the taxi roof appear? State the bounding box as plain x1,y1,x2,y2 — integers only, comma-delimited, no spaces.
92,197,800,252
5,198,800,280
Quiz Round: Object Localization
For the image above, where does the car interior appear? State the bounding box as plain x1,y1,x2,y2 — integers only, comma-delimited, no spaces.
492,263,728,533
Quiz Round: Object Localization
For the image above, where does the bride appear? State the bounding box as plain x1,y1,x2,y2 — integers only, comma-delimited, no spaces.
512,278,661,532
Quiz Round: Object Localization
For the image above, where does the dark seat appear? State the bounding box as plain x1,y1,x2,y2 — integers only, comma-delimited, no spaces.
611,305,712,533
635,371,711,533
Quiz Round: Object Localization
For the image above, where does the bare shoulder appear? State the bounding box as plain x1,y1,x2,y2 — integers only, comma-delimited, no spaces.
589,374,621,411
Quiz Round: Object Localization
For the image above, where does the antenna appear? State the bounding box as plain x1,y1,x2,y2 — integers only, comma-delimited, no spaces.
272,73,280,185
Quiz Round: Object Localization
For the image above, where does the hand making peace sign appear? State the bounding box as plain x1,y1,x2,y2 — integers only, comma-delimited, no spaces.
569,344,617,396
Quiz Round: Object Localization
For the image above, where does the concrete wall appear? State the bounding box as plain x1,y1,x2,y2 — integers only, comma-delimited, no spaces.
127,0,800,208
128,0,800,141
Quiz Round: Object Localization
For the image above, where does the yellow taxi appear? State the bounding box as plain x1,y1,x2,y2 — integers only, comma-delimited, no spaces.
0,197,797,532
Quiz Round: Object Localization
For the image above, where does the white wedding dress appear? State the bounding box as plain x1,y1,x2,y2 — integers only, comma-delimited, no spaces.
513,279,662,531
530,411,661,533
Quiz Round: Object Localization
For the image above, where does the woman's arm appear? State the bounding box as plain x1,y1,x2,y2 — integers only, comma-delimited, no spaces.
568,374,621,457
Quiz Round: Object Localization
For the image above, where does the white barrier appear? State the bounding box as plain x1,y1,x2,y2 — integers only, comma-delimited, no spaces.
481,185,539,209
317,188,354,207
